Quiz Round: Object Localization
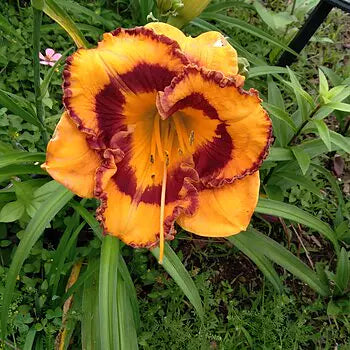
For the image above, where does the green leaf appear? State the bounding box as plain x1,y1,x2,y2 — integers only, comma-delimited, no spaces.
99,235,120,349
70,200,140,334
59,259,99,306
0,89,41,127
292,147,310,175
320,66,343,86
200,13,298,55
326,85,347,101
117,278,138,350
274,172,321,198
263,102,297,131
82,259,100,350
253,0,296,32
228,234,283,293
284,80,315,107
313,119,331,151
236,229,330,296
0,151,45,168
70,201,103,240
335,248,349,294
0,201,25,223
118,256,140,331
0,164,46,183
311,163,346,213
59,0,114,29
52,222,85,297
0,12,25,42
1,183,73,338
151,243,204,319
266,147,293,161
318,68,329,98
139,0,154,24
256,198,338,251
23,328,37,350
325,102,350,112
329,131,350,153
42,0,89,48
204,1,253,13
248,66,289,78
286,67,313,120
47,216,76,292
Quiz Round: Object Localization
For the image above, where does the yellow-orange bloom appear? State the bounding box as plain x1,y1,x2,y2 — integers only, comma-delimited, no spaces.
42,23,272,262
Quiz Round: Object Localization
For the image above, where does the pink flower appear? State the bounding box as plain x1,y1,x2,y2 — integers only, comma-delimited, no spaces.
39,48,62,67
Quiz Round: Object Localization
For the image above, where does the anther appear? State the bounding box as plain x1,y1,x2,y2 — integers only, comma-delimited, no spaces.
165,151,170,166
189,130,195,146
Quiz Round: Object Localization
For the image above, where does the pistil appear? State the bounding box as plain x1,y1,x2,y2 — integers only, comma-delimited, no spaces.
151,113,189,263
159,161,167,264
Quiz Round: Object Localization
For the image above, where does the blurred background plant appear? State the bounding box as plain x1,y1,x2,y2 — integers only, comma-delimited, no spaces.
0,0,349,348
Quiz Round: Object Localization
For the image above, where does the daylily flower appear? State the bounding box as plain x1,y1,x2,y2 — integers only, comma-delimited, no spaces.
42,24,272,262
39,48,62,66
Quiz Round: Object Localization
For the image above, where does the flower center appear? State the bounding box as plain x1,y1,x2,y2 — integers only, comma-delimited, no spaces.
150,112,195,263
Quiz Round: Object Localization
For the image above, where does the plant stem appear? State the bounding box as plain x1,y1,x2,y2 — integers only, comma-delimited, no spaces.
32,7,48,146
287,104,320,146
290,0,297,15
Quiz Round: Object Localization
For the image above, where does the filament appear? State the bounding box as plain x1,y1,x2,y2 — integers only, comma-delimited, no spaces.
159,161,167,264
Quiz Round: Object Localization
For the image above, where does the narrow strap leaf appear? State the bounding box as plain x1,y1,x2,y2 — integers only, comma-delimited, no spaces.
40,0,89,48
0,151,45,168
256,198,339,252
118,255,141,331
238,228,330,296
228,234,283,293
82,259,100,350
0,89,41,127
117,278,139,350
99,235,120,350
151,243,204,320
1,183,73,338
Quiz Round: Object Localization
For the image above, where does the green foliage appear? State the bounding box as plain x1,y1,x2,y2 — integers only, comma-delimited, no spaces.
0,0,349,348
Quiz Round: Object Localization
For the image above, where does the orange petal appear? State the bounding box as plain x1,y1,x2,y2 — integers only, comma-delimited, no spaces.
145,22,241,77
93,90,200,247
42,112,101,198
157,66,272,187
177,172,260,236
63,27,188,138
98,165,198,247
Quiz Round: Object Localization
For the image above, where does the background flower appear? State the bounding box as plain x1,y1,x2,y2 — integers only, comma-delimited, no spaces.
39,48,62,66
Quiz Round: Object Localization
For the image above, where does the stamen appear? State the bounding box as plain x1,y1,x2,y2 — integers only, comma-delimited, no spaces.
173,116,189,153
153,113,164,161
165,124,176,161
150,127,156,163
159,161,167,264
189,130,195,146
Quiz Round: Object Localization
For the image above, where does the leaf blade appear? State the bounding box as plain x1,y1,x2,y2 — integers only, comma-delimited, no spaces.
1,183,73,338
255,198,338,250
236,229,330,296
151,243,204,319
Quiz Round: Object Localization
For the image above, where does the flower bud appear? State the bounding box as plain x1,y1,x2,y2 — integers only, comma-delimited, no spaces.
167,0,211,28
157,0,183,14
